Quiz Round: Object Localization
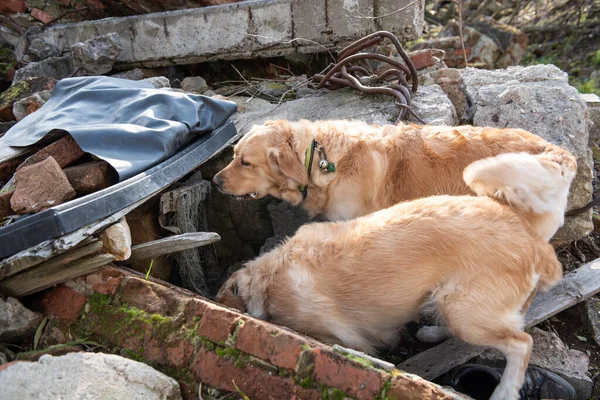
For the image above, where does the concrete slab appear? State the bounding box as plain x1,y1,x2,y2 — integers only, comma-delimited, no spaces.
28,0,424,68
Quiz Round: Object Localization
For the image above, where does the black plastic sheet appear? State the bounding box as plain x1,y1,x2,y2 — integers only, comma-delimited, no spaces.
0,76,237,180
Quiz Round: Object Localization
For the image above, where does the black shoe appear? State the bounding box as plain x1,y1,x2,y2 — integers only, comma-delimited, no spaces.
445,364,577,400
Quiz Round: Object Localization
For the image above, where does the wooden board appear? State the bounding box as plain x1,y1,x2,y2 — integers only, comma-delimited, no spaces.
0,199,146,281
0,253,115,297
397,259,600,380
126,232,221,264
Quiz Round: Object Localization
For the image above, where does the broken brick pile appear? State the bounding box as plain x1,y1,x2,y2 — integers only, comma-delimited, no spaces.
0,133,115,219
36,266,466,399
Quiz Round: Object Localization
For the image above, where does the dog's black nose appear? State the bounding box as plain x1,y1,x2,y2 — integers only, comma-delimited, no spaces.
212,175,223,189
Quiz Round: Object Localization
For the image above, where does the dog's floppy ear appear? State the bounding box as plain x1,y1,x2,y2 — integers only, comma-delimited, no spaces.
265,121,308,185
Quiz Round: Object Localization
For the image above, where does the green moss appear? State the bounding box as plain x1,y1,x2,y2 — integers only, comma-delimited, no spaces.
301,344,311,351
198,336,216,351
0,80,30,106
234,358,245,369
296,376,315,389
377,380,392,400
320,387,346,400
215,346,241,359
123,348,145,363
335,350,376,370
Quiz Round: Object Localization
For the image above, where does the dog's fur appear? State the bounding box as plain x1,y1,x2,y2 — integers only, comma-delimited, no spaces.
216,176,563,400
213,119,576,241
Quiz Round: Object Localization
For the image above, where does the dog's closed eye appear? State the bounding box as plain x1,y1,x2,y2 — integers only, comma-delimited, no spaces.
240,158,251,167
232,283,239,296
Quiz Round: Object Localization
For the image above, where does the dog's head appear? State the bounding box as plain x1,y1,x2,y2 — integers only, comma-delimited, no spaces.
212,120,308,206
215,269,248,313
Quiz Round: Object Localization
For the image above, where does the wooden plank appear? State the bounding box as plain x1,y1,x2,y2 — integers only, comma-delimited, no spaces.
0,199,146,281
0,253,115,298
398,259,600,380
126,232,221,264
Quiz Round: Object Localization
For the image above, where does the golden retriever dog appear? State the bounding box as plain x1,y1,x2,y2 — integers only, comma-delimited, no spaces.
215,155,564,400
213,119,576,241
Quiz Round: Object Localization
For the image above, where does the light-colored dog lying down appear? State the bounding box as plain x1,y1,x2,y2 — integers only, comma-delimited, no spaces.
216,152,564,400
213,119,577,241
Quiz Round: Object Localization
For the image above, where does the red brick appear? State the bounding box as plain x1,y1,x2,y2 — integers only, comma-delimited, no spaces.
81,266,125,295
30,8,54,24
64,161,115,195
120,277,187,316
408,50,436,70
386,375,455,400
11,156,76,214
191,347,320,400
144,336,195,369
40,285,87,320
0,0,26,13
0,191,14,219
312,348,384,400
235,319,309,370
17,135,85,171
182,298,209,323
197,303,242,343
0,154,27,182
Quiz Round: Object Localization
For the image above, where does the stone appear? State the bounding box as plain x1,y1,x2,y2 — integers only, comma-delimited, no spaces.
64,160,115,195
256,81,289,100
143,76,170,88
408,84,458,126
478,328,592,400
585,298,600,348
110,68,166,81
17,135,85,171
30,8,54,24
11,156,76,214
0,76,56,121
71,33,121,75
408,49,438,71
100,217,132,261
181,76,209,93
13,56,75,83
0,352,183,400
0,121,16,135
0,297,43,342
230,88,402,135
461,64,593,242
427,68,466,122
581,93,600,145
27,38,61,62
469,17,528,68
12,90,51,121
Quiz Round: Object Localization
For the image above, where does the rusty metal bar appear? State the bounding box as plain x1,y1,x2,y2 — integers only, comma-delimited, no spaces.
312,30,424,124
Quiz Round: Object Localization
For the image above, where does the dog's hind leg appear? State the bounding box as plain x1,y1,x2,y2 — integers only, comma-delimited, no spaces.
415,325,450,343
436,282,533,400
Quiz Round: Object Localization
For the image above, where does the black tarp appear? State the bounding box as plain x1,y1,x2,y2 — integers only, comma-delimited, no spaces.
0,75,237,180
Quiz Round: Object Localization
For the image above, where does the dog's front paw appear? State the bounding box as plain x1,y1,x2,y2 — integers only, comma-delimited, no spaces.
416,326,450,343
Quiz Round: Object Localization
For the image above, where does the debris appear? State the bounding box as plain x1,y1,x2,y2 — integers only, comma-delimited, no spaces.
582,93,600,145
13,56,76,83
127,232,221,264
11,156,76,214
585,298,600,347
408,49,440,71
27,39,61,62
0,191,13,219
0,352,183,400
407,84,458,125
142,76,170,88
100,217,132,261
461,64,593,242
16,134,84,171
398,258,600,381
12,90,51,121
0,297,43,342
181,76,209,93
71,33,121,76
477,328,592,400
0,76,56,121
63,161,115,195
313,31,421,123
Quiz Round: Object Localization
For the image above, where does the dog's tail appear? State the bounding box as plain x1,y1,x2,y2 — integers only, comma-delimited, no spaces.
463,150,577,241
